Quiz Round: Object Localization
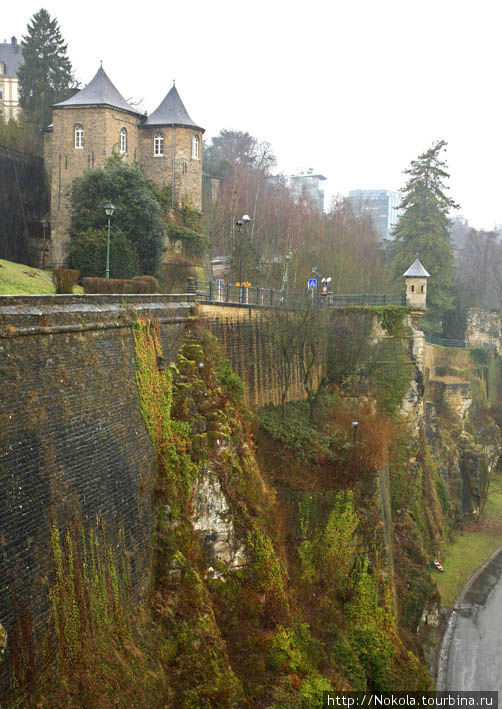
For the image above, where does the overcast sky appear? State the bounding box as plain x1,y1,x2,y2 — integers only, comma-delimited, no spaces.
4,0,502,228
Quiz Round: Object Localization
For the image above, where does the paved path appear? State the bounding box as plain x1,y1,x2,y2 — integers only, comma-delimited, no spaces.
446,548,502,690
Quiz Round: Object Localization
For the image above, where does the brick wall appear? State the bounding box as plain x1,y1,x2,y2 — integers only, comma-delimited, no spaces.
0,295,193,694
139,125,203,210
200,304,321,408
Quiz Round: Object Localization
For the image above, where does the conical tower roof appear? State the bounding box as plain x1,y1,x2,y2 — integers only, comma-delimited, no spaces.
403,258,430,278
53,65,142,115
144,84,204,130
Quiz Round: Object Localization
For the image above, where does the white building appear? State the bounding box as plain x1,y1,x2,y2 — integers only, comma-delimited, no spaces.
289,168,326,211
0,37,23,121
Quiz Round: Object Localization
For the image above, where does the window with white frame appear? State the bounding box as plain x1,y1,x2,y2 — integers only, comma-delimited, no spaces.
74,123,83,149
192,134,199,159
120,127,127,154
154,132,164,156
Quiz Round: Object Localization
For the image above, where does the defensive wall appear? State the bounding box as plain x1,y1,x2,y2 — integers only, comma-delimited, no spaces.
0,294,193,691
199,303,318,408
0,294,317,692
0,144,49,266
1,294,484,694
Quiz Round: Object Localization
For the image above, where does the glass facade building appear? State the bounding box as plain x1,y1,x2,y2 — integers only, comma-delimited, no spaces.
347,189,401,242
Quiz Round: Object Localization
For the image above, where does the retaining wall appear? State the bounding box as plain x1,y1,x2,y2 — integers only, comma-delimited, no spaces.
0,294,194,693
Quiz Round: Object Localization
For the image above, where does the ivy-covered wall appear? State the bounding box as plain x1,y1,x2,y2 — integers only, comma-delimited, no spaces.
0,295,192,695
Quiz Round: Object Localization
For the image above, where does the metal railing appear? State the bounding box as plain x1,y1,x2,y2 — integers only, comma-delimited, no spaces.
424,333,467,349
190,280,406,308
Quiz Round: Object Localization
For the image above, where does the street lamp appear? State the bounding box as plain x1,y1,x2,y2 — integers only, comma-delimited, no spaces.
282,250,293,294
351,421,359,444
104,202,115,279
236,214,251,302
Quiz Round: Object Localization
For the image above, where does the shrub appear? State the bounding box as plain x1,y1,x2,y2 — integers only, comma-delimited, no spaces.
82,277,150,294
132,275,160,293
69,157,164,274
167,224,210,259
52,268,80,294
70,227,140,279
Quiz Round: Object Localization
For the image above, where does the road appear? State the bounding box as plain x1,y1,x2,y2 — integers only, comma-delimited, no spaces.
445,548,502,690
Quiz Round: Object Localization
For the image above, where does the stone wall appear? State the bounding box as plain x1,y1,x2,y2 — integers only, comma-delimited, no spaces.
465,308,502,354
200,304,319,408
0,294,193,693
139,125,203,210
0,145,49,265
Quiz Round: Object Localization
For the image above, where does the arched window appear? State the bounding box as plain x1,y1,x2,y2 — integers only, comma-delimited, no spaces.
192,134,199,159
421,284,425,293
120,127,127,154
75,124,83,149
154,132,164,156
411,284,415,293
0,62,4,75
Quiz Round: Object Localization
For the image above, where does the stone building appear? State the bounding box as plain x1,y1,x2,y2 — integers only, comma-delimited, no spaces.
43,65,204,265
403,258,430,311
0,37,23,121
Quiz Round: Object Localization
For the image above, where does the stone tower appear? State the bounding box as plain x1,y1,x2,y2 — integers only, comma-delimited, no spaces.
139,83,204,210
403,258,430,310
44,66,143,266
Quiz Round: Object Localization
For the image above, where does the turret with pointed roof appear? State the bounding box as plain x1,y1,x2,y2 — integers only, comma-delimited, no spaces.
54,65,142,115
144,84,203,130
403,258,430,310
46,64,144,265
139,83,204,212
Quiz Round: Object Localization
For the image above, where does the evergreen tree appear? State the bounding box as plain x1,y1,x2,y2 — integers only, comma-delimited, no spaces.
69,157,164,275
18,9,75,131
392,140,458,333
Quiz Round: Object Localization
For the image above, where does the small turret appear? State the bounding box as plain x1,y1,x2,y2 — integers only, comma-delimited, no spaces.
403,258,430,310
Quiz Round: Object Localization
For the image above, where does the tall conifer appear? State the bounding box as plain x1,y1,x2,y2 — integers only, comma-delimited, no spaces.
18,9,75,131
392,140,458,333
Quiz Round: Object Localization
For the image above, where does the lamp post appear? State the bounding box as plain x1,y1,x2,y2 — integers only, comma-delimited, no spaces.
41,219,49,269
236,214,251,302
282,250,293,295
104,202,115,279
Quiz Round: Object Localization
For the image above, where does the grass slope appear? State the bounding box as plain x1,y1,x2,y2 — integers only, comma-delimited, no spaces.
435,473,502,606
0,259,82,295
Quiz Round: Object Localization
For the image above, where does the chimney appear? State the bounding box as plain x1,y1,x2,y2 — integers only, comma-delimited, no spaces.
11,36,17,45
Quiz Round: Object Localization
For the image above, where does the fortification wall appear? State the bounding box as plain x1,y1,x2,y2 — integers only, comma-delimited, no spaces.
0,294,194,691
200,304,318,408
0,144,49,265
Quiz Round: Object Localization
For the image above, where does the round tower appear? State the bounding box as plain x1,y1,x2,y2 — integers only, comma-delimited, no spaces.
139,84,204,211
403,258,430,310
45,65,142,265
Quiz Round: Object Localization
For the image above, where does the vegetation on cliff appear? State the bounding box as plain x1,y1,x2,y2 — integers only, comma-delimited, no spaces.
8,304,501,706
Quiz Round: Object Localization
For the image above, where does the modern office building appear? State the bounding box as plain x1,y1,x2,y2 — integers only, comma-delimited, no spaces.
0,37,23,121
347,189,401,242
290,168,326,211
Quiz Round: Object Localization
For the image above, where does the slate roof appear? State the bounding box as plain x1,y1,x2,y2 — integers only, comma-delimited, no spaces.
53,65,142,115
403,258,430,278
144,84,204,130
0,39,23,77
